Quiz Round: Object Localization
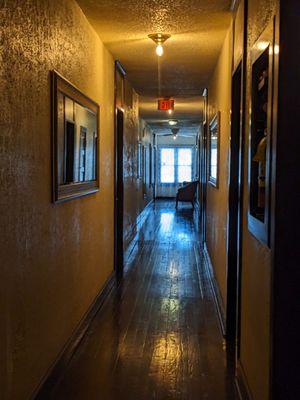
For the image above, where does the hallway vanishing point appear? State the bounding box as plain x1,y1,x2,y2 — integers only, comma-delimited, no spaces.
49,201,238,400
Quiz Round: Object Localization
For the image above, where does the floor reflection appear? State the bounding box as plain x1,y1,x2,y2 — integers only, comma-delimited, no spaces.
50,200,238,400
160,212,174,233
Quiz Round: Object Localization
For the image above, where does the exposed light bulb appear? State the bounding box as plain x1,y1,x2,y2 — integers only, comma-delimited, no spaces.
173,135,177,140
168,120,177,126
156,44,163,57
168,109,173,115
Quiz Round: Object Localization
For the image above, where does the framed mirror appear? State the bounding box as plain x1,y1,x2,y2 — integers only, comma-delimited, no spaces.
248,19,275,245
208,112,220,188
51,71,99,203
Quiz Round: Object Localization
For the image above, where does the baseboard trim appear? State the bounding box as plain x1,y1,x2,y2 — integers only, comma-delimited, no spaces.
235,361,253,400
33,272,116,399
203,243,226,337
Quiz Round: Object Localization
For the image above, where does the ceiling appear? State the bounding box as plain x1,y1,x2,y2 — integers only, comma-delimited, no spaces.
140,95,204,136
77,0,232,135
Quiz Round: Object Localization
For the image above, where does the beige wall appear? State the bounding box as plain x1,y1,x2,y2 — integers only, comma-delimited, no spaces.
239,1,278,399
206,27,233,307
206,1,278,399
122,80,154,247
0,1,115,399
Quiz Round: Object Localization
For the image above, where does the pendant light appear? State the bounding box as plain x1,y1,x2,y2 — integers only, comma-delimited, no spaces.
148,33,171,57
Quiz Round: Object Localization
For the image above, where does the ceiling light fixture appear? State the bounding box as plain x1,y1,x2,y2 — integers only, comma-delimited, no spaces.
148,33,171,57
168,109,173,115
171,128,179,140
156,44,163,57
169,120,178,126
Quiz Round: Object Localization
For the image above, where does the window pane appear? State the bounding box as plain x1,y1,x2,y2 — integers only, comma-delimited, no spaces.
161,166,175,183
178,166,192,183
210,145,217,179
161,148,174,165
178,148,192,166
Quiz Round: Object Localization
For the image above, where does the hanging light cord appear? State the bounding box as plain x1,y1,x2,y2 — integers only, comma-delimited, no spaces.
157,56,162,98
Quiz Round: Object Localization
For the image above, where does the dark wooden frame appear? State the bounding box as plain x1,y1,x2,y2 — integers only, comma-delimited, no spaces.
208,112,220,188
199,88,208,243
51,70,99,203
227,7,248,393
226,61,243,343
114,61,126,278
142,144,147,198
270,3,300,399
152,137,157,199
247,20,275,246
149,143,152,187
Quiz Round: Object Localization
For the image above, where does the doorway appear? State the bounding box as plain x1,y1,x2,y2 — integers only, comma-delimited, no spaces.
199,89,208,242
114,108,124,278
226,62,243,344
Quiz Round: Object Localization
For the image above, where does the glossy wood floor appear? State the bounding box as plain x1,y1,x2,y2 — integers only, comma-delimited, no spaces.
50,201,238,400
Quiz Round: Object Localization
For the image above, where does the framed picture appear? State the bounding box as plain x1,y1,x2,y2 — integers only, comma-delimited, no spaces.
208,112,220,188
51,71,99,203
248,19,275,245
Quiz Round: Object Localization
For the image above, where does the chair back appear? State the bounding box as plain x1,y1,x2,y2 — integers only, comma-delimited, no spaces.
180,181,198,200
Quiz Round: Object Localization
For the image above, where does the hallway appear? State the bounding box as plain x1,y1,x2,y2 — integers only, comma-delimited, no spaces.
2,1,299,399
49,201,238,400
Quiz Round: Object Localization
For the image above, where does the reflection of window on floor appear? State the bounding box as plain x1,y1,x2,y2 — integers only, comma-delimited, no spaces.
160,147,193,184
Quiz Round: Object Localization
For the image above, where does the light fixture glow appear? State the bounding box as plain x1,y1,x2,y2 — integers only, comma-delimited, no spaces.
169,120,178,126
168,109,173,115
156,44,163,57
257,40,269,51
148,33,171,57
173,135,177,140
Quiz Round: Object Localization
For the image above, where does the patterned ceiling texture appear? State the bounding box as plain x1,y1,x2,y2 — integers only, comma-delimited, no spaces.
77,0,232,134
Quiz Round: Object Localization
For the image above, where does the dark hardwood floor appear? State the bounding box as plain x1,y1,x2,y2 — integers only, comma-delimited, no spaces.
49,200,238,400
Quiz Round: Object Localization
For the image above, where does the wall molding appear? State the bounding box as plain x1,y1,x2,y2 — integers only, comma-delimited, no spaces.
235,361,253,400
203,243,226,336
32,272,116,399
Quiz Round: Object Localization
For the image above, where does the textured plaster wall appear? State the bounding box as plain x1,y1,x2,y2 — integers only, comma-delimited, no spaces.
123,81,153,246
239,1,278,399
0,0,114,399
233,0,244,71
207,1,277,398
206,27,232,307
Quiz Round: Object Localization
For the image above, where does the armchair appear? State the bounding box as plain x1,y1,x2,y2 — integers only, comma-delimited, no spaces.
176,181,198,209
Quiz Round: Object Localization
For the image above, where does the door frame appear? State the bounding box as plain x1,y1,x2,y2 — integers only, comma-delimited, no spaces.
226,61,243,346
199,88,208,242
114,61,126,278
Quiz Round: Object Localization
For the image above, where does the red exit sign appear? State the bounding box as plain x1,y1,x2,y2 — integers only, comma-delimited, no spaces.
158,98,174,111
